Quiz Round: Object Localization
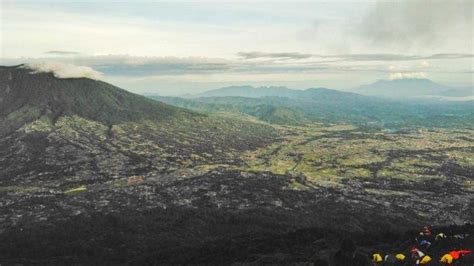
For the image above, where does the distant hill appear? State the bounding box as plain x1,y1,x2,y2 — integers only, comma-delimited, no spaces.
355,78,473,98
154,96,313,125
0,65,199,136
198,82,473,100
152,86,474,128
196,86,374,101
197,85,307,98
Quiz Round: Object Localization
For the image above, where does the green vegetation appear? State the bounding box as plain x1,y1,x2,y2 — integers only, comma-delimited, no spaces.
23,116,53,133
64,185,87,194
150,89,474,128
0,66,202,137
0,186,43,194
242,124,474,189
7,105,41,121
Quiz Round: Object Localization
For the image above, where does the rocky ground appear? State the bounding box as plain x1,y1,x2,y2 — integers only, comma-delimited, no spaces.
0,117,473,264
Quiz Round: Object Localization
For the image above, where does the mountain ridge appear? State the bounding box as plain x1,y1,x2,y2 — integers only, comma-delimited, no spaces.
196,85,339,98
152,87,473,128
194,80,472,100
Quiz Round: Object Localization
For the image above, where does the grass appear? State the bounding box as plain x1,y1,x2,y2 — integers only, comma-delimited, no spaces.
446,151,474,168
287,180,309,191
344,168,372,178
241,123,474,187
7,105,41,121
365,188,410,197
23,116,53,133
0,186,43,194
64,185,87,194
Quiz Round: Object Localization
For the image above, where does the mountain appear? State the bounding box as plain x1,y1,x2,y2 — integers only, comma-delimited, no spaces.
153,95,313,125
0,65,199,136
355,78,473,98
197,85,305,98
152,87,474,128
197,82,473,100
198,86,372,101
0,64,278,185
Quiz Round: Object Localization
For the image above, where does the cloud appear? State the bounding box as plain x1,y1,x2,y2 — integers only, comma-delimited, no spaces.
357,0,473,51
427,53,474,60
45,50,80,55
7,55,329,76
82,55,237,76
237,51,313,60
1,53,470,81
389,72,426,80
4,56,234,76
237,51,474,62
24,62,103,80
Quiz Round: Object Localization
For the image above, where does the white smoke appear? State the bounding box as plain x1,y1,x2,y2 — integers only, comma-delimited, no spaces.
389,72,426,80
24,62,103,80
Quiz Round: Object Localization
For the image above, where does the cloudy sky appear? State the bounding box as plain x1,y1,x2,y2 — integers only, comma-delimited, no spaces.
1,0,473,95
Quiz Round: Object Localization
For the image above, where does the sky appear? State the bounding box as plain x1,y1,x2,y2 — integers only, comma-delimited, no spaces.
0,0,473,95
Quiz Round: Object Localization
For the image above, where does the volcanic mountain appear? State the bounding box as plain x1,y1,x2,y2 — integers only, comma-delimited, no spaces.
0,65,199,136
0,64,277,185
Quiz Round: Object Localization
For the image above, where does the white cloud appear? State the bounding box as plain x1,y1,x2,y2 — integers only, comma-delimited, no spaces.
420,60,430,67
357,0,473,53
25,62,103,80
389,72,426,80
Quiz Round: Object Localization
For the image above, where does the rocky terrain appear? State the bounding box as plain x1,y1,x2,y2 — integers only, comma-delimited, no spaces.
0,65,473,264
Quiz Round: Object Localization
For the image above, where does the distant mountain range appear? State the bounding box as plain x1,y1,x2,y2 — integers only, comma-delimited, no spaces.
152,86,473,128
195,80,472,100
354,78,473,99
197,85,305,98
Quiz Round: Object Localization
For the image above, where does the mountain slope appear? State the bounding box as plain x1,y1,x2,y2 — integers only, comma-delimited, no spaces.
152,95,312,125
0,65,200,136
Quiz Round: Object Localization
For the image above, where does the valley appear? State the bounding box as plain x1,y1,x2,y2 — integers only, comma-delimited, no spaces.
1,118,473,264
